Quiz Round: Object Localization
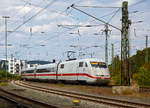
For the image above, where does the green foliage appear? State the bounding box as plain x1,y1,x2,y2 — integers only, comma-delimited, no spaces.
0,82,8,86
12,74,21,80
109,55,121,85
109,47,150,86
122,89,133,95
131,48,150,74
0,69,21,80
0,70,7,80
133,63,150,86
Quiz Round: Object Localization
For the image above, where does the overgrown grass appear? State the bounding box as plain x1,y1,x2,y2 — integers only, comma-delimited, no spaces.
0,82,8,86
57,82,65,87
122,89,133,95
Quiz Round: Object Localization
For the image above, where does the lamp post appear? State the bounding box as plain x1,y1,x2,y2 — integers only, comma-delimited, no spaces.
2,16,10,80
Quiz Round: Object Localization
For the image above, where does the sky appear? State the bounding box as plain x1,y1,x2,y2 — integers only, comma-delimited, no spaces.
0,0,150,63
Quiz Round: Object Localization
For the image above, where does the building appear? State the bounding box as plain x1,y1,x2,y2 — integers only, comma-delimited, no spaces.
0,58,52,75
0,58,26,75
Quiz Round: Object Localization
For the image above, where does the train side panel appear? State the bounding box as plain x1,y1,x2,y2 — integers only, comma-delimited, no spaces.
21,58,110,85
22,67,36,80
35,64,57,80
58,62,78,81
76,61,90,82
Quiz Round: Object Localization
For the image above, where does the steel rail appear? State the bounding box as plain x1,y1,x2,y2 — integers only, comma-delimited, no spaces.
0,95,30,108
14,81,150,108
0,86,58,108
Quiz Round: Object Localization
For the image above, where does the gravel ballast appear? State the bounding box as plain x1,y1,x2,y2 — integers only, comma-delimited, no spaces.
1,82,109,108
23,81,150,105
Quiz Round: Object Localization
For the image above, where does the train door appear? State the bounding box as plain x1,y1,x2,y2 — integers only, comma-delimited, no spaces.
77,62,88,81
34,67,37,79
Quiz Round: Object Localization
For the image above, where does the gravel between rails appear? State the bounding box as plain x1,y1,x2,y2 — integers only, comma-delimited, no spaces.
1,82,109,108
0,97,17,108
23,81,150,105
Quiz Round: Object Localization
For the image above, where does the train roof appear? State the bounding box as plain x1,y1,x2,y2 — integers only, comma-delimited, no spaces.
37,63,57,69
22,58,104,71
22,63,57,71
61,58,104,64
22,67,35,71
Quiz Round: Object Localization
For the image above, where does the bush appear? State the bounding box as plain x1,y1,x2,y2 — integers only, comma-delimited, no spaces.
122,89,133,95
133,63,150,86
0,82,8,86
12,75,21,80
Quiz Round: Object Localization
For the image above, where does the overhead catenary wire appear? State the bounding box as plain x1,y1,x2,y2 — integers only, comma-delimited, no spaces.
129,0,147,7
107,8,121,23
74,5,121,8
8,0,83,58
58,24,104,28
8,0,56,36
9,0,46,26
70,4,121,31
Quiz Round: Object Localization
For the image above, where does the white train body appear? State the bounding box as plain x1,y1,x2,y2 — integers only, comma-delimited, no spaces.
22,59,110,85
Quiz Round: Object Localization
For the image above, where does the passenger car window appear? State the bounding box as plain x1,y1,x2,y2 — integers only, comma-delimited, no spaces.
36,69,50,73
26,70,34,73
60,64,64,69
79,62,83,67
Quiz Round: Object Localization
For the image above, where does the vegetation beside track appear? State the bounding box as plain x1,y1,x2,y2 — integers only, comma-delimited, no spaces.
109,48,150,87
0,66,21,82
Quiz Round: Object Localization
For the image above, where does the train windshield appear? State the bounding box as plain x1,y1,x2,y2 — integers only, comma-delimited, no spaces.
90,62,107,68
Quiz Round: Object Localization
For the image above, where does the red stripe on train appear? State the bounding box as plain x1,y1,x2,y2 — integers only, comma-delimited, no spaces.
22,73,110,79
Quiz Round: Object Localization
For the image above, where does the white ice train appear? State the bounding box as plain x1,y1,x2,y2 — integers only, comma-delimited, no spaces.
21,59,110,85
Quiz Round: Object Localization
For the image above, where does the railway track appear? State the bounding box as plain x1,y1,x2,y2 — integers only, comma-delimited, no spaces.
0,86,58,108
14,80,150,108
0,95,29,108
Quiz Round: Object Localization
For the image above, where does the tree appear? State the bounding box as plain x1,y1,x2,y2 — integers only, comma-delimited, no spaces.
133,63,150,86
109,55,121,85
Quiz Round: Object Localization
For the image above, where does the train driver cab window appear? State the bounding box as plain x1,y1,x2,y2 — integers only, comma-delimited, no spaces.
85,62,88,67
60,64,64,69
79,62,83,67
90,62,107,68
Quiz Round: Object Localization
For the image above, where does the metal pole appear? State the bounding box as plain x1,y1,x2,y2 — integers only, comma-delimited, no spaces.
111,44,114,64
121,1,130,86
112,44,114,72
2,16,10,81
128,20,131,85
105,24,108,66
145,35,148,63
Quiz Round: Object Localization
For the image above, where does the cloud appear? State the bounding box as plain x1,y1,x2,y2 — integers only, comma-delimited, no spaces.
0,0,149,61
22,23,54,33
32,24,51,32
17,6,32,13
35,14,48,20
0,25,5,32
78,0,102,6
14,33,26,38
35,12,61,20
